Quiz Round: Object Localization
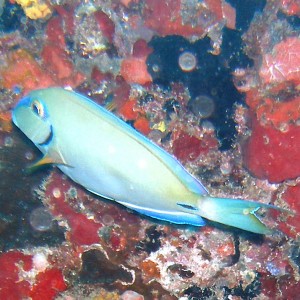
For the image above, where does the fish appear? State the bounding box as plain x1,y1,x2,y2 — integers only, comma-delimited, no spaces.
12,87,285,234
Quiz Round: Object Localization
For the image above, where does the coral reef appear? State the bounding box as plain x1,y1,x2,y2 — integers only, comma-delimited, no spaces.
14,0,52,20
0,0,299,299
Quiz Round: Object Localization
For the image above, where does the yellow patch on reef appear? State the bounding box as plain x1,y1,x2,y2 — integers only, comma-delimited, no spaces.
15,0,52,20
92,288,119,300
152,120,166,132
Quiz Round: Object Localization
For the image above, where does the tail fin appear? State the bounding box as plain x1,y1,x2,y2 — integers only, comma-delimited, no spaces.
197,196,288,234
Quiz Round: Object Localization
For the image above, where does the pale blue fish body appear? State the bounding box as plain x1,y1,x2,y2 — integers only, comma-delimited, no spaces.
12,87,283,234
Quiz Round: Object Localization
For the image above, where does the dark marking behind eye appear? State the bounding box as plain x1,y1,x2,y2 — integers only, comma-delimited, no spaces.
177,203,198,211
38,125,53,146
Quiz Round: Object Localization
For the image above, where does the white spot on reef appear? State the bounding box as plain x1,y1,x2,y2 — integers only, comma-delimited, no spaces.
29,207,53,232
178,51,197,72
52,188,61,198
33,252,49,272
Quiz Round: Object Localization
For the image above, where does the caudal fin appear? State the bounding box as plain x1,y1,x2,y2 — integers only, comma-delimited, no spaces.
198,196,288,234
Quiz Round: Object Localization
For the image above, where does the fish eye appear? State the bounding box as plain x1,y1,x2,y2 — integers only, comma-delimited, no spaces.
31,100,44,117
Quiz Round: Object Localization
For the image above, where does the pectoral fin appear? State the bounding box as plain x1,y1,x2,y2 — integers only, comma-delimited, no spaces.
27,148,71,172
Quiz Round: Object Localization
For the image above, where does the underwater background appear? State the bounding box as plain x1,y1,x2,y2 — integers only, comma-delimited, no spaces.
0,0,300,299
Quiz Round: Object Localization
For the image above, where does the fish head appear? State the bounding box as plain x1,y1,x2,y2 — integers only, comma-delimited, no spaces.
12,90,54,147
12,88,75,169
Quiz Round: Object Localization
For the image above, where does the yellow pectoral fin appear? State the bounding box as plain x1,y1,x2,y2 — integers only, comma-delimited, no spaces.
26,154,54,173
30,154,55,168
27,149,71,173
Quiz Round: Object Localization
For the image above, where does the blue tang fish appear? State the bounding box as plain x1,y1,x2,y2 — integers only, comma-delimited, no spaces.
12,87,284,234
